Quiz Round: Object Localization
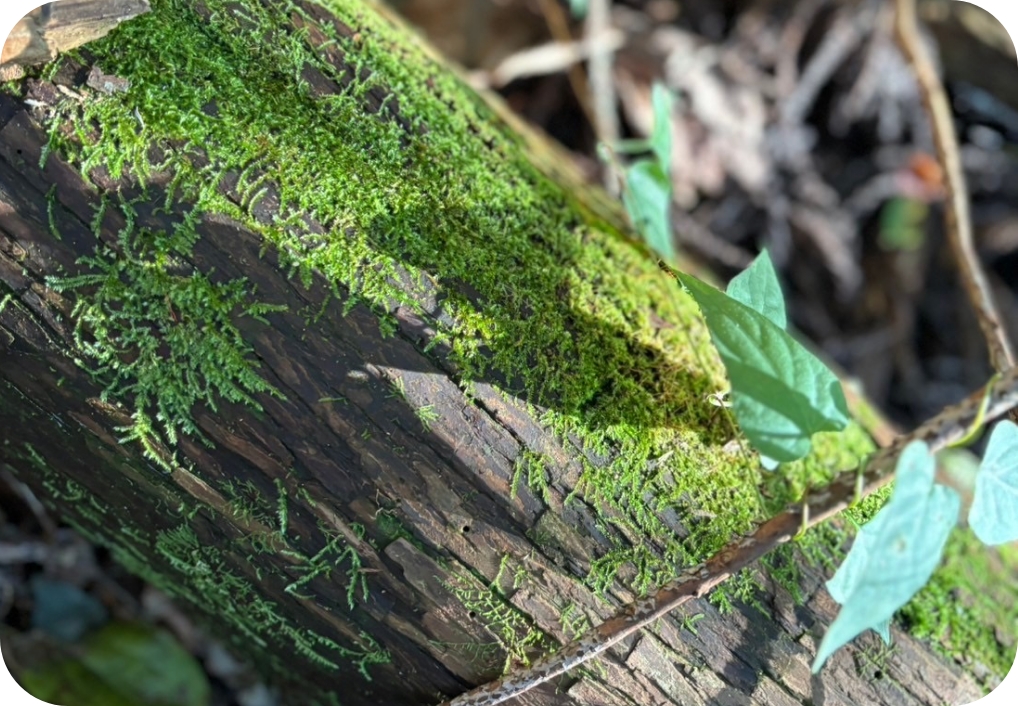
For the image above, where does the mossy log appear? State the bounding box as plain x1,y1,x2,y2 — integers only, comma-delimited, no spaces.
0,1,1011,704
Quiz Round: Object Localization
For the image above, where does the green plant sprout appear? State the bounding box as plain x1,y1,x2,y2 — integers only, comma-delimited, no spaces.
617,83,676,263
621,147,1018,671
660,252,850,467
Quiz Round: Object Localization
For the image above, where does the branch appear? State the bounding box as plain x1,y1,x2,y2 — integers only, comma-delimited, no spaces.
439,365,1018,705
893,0,1016,374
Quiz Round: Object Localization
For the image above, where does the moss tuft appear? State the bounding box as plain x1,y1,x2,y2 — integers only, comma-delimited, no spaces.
48,197,284,468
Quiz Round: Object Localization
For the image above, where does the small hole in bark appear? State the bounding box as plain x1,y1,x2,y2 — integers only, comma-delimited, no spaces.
468,611,477,619
874,671,883,680
461,525,470,533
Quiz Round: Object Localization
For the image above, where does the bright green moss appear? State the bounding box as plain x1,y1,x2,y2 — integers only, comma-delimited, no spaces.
27,0,1015,682
284,522,370,612
48,197,285,469
42,0,776,589
7,443,388,682
445,573,554,675
902,532,1018,686
154,523,388,677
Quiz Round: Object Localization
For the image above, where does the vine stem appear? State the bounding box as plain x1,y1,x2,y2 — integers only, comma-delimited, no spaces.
894,0,1016,376
438,366,1018,706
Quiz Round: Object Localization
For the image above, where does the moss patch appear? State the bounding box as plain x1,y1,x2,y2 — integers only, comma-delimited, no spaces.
48,196,284,468
902,531,1018,686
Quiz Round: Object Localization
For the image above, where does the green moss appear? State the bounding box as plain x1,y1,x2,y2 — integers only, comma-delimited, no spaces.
39,0,778,588
445,573,554,675
510,450,552,505
25,0,1014,682
6,428,387,689
414,403,440,432
222,478,277,528
558,602,592,640
284,522,369,612
151,523,387,677
48,197,285,469
901,531,1018,686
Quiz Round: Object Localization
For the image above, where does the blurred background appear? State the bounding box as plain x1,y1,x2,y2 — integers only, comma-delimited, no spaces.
394,0,1018,428
4,1,1018,703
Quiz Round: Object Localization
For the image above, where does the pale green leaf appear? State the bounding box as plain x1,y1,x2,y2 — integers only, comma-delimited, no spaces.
812,441,960,672
970,420,1018,546
726,249,786,330
623,160,674,261
671,268,849,463
649,83,673,176
824,516,892,645
873,618,891,644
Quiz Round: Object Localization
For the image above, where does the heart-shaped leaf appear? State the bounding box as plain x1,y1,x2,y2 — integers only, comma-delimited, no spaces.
811,441,960,672
969,420,1018,546
668,262,849,463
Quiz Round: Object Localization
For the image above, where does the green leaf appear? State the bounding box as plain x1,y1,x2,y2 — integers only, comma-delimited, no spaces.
20,660,138,706
726,249,786,330
649,83,674,176
812,441,960,672
568,0,588,19
620,82,675,262
969,420,1018,545
21,621,211,706
670,265,849,463
622,160,674,261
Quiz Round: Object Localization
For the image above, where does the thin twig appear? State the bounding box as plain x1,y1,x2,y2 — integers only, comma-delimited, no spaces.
894,0,1016,374
585,0,621,196
535,0,599,135
438,366,1018,705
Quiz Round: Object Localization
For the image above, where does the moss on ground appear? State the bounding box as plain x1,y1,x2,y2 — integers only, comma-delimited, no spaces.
19,0,1016,684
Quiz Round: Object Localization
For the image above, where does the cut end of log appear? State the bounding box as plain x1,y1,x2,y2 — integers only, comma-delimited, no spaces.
1,0,151,70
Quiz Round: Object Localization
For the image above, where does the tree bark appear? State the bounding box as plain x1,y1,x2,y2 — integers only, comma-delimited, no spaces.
1,1,151,69
0,1,1005,704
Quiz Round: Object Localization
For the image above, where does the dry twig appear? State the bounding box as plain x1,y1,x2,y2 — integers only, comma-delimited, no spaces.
585,0,620,195
438,366,1018,705
894,0,1016,375
534,0,598,132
